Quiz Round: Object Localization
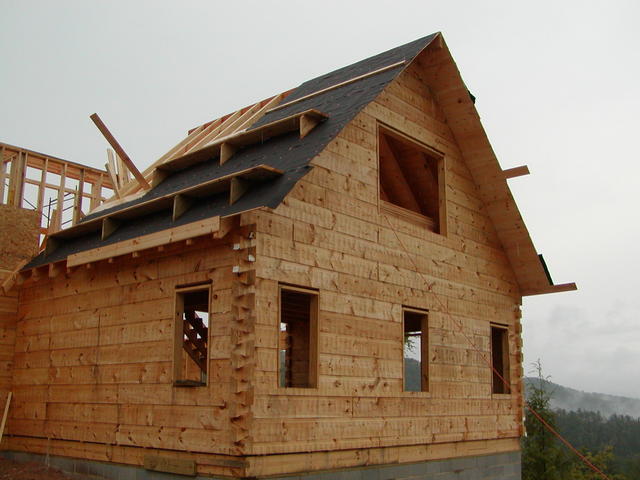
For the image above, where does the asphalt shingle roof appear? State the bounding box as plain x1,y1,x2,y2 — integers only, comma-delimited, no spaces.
27,33,438,269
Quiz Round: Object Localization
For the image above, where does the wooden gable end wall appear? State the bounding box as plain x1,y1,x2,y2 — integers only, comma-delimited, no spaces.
244,59,524,474
2,233,256,477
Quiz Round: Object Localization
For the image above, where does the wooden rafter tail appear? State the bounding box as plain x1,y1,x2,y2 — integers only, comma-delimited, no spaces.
90,113,151,190
549,282,577,293
503,165,530,179
522,282,578,296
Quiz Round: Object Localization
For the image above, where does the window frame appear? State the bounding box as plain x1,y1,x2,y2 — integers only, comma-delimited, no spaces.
490,323,511,395
377,122,447,235
277,284,319,390
173,282,212,387
402,306,429,393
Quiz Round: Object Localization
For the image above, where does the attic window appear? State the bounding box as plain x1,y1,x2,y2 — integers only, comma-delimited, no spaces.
378,124,446,233
279,285,318,388
174,285,210,386
491,324,510,394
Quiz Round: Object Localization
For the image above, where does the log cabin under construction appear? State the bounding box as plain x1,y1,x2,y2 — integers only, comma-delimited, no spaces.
0,33,575,479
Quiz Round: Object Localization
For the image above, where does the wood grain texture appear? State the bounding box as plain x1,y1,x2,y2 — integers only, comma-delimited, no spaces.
2,40,531,478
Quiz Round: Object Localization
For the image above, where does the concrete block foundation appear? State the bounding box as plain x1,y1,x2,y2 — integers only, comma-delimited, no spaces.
1,450,521,480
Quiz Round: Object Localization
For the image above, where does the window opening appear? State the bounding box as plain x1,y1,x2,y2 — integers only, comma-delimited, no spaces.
378,125,445,233
174,286,210,386
403,308,429,392
279,286,318,388
491,325,510,394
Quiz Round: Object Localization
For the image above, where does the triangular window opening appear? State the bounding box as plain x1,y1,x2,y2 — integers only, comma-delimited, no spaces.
378,124,445,234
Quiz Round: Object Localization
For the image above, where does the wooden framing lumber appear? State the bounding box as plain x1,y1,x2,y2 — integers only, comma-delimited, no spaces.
300,113,322,138
90,113,151,190
72,168,85,225
503,165,530,179
51,164,283,243
0,34,577,479
66,216,221,266
229,177,249,205
378,131,422,212
159,109,329,172
172,194,193,221
110,94,289,203
7,151,26,207
1,142,115,234
219,142,236,165
0,145,7,202
266,61,406,114
417,36,574,296
0,391,11,445
101,217,120,240
522,282,577,296
0,259,29,294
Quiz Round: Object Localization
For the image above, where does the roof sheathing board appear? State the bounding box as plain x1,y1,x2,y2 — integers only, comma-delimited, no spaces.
25,34,438,269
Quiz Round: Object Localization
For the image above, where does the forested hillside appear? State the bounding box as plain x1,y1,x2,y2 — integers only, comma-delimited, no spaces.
523,373,640,479
524,377,640,418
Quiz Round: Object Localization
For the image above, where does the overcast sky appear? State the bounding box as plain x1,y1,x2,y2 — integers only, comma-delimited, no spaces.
2,1,639,398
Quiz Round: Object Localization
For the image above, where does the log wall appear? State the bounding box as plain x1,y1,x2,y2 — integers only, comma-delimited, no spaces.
2,60,526,478
3,234,247,476
1,205,40,422
247,60,524,463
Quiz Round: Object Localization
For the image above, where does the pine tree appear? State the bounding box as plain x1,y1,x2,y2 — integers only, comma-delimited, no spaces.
521,360,570,480
569,446,627,480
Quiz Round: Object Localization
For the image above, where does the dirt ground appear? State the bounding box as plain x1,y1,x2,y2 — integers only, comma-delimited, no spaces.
0,457,77,480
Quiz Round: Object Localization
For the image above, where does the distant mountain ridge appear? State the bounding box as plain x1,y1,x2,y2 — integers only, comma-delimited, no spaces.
524,377,640,419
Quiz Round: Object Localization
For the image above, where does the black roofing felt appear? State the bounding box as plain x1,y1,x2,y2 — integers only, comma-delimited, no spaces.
26,33,437,269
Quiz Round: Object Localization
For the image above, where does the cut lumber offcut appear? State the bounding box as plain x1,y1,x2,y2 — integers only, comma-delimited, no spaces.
0,392,12,445
1,259,30,294
173,194,193,221
90,113,151,190
522,282,578,296
229,177,250,205
220,142,237,165
503,165,530,179
101,217,120,240
299,113,322,138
